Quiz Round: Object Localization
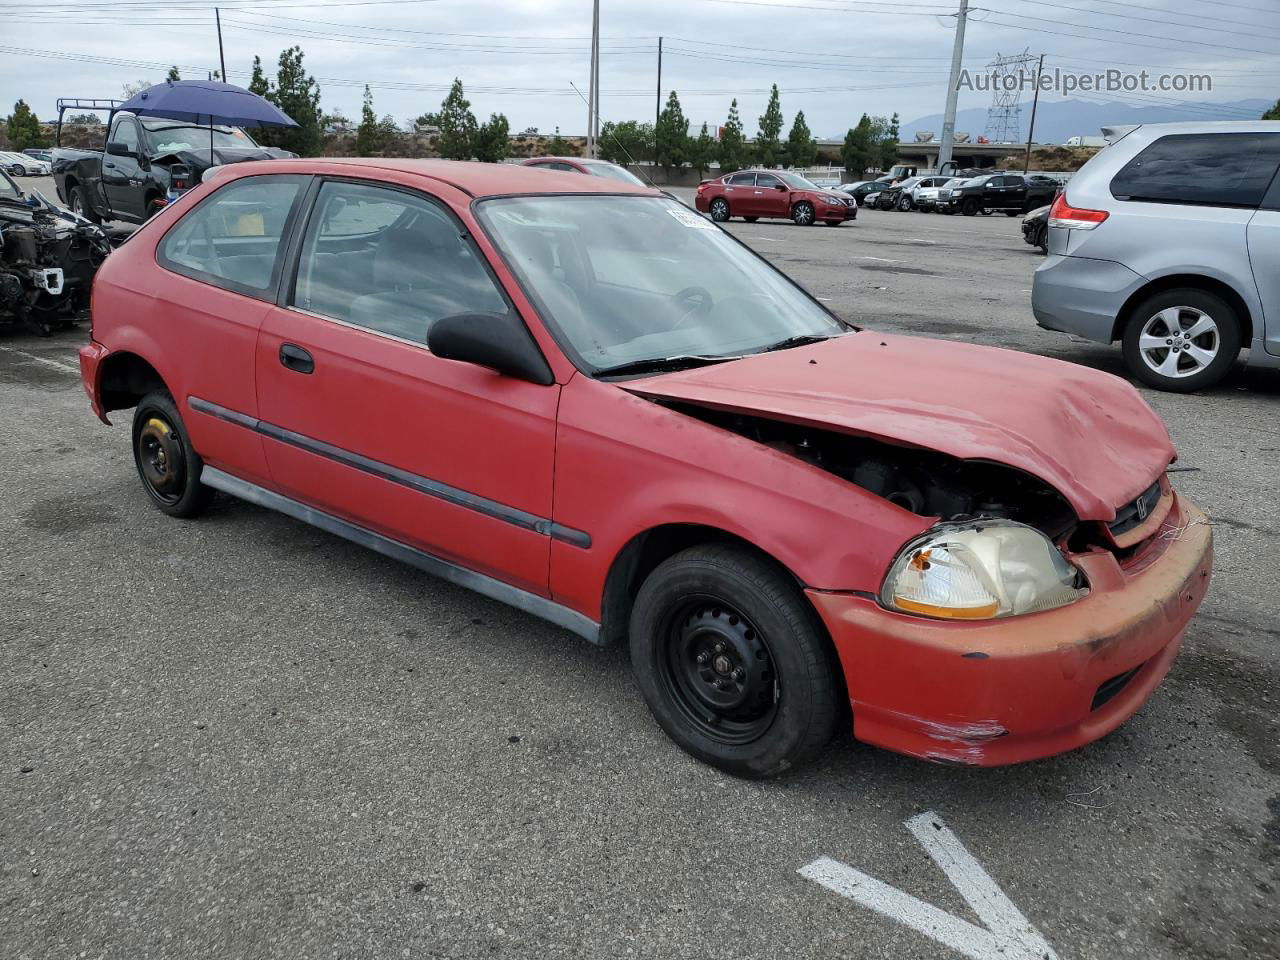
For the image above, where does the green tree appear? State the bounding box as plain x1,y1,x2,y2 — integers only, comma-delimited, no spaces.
841,114,875,176
68,113,101,125
755,84,783,166
437,79,477,160
655,89,689,173
413,111,441,132
261,46,323,156
248,56,272,99
599,120,654,164
785,110,816,169
687,122,717,177
355,85,382,156
719,98,747,173
548,126,569,154
1264,99,1280,120
878,111,899,169
166,66,181,82
4,100,46,150
473,112,510,163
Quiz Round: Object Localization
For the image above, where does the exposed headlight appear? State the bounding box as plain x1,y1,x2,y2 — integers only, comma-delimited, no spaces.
882,520,1087,620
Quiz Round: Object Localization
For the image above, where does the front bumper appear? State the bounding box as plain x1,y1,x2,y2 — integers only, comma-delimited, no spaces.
807,495,1212,766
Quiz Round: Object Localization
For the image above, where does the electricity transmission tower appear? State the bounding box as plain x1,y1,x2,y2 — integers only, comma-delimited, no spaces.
984,50,1036,143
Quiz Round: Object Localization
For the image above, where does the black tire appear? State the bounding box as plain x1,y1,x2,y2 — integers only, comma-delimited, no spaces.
67,185,102,224
1036,223,1048,253
823,220,842,226
961,198,980,216
1004,210,1020,217
1121,289,1241,392
940,206,955,215
709,197,730,222
629,544,841,778
743,215,758,222
897,194,913,211
792,201,815,226
132,392,214,518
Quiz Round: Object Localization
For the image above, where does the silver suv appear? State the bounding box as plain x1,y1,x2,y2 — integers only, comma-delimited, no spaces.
1032,121,1280,391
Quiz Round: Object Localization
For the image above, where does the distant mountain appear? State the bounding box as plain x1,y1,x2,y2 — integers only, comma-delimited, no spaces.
900,98,1273,145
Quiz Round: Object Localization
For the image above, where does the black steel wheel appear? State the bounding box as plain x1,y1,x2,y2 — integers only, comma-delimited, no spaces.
961,198,981,216
630,544,842,778
709,197,730,222
132,391,214,518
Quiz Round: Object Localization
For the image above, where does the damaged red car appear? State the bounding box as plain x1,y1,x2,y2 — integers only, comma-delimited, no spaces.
81,159,1212,777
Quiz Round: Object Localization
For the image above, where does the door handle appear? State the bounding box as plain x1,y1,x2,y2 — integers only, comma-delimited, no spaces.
279,343,314,374
104,161,115,169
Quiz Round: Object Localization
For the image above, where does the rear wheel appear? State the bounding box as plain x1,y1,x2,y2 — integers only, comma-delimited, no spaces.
132,392,214,518
1121,289,1241,392
629,544,841,778
709,197,730,222
792,201,815,226
1035,223,1048,253
68,185,102,224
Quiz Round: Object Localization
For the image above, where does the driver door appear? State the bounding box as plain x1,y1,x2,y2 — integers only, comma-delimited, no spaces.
255,177,560,594
752,173,789,218
102,117,146,222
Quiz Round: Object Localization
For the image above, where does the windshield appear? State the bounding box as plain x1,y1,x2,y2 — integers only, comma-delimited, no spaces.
0,169,21,200
140,120,259,154
779,173,819,190
477,195,849,373
585,162,647,187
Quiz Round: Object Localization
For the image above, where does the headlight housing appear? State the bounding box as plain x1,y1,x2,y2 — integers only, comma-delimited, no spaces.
882,520,1087,620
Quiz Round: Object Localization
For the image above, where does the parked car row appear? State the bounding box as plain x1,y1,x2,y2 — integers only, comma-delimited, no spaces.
0,151,52,177
861,173,1060,217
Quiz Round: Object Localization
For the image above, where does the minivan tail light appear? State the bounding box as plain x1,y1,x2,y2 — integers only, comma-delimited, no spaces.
1048,192,1108,230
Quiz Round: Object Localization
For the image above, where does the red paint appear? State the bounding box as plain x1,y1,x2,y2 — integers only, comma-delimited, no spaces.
82,157,1211,767
695,169,854,223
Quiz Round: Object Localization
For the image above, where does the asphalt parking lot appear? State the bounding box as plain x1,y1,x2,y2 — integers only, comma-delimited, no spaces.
2,179,1277,960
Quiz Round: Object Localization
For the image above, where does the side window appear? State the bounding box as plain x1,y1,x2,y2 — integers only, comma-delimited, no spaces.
1003,176,1024,187
157,175,303,298
1110,133,1280,208
756,174,782,189
112,119,140,153
549,162,579,172
292,180,509,345
726,173,755,185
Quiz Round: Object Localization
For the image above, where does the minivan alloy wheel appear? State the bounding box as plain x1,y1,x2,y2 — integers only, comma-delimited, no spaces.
1138,306,1219,379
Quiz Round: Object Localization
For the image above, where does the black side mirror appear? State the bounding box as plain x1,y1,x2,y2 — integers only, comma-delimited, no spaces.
775,183,787,191
427,312,554,386
106,141,133,158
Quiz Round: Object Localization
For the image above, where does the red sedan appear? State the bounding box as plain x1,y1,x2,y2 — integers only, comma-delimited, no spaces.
80,158,1210,777
522,155,647,187
695,169,855,225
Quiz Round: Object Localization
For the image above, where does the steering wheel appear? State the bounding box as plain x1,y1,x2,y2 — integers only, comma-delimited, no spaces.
670,285,714,329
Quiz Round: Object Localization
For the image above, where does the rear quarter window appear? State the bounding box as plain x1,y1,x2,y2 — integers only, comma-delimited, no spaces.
157,175,306,299
1110,133,1280,208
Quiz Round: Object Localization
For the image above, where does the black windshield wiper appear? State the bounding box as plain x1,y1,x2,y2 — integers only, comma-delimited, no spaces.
594,354,739,378
758,333,834,353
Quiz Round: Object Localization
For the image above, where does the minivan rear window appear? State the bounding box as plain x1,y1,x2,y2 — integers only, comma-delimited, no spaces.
1110,133,1280,208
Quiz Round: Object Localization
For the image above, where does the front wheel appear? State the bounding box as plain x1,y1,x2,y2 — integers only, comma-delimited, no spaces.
961,198,980,216
1121,290,1241,392
133,392,214,518
792,201,815,226
629,544,841,778
709,197,730,222
897,195,913,211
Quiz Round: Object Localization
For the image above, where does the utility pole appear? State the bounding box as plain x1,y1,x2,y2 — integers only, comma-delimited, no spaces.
586,0,600,158
215,7,226,82
656,36,663,132
937,0,969,173
1023,53,1045,173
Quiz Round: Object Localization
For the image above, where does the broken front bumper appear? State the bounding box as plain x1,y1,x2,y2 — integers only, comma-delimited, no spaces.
807,495,1213,766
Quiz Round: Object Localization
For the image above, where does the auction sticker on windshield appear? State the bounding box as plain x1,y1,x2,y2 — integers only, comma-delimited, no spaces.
667,206,716,230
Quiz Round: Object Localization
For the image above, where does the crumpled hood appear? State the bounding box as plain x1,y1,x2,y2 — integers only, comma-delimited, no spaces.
628,332,1175,521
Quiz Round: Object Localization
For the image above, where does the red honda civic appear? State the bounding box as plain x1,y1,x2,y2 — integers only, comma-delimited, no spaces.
695,169,855,226
80,159,1211,777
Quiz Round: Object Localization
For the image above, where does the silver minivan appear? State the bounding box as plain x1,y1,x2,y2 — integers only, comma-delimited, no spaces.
1032,121,1280,391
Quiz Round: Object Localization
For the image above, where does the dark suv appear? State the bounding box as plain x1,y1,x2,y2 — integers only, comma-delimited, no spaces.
943,174,1058,217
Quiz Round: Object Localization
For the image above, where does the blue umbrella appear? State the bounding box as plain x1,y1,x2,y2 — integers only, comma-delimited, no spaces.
117,79,299,165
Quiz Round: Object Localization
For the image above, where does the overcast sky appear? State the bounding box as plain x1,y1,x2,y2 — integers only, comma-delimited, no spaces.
3,0,1278,139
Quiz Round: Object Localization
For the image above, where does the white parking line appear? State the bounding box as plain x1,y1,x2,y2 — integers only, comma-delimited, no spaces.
750,236,786,242
858,256,904,263
799,811,1059,960
0,346,79,374
901,238,939,244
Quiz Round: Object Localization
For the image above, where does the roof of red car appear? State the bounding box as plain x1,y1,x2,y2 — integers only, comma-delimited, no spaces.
249,157,659,198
